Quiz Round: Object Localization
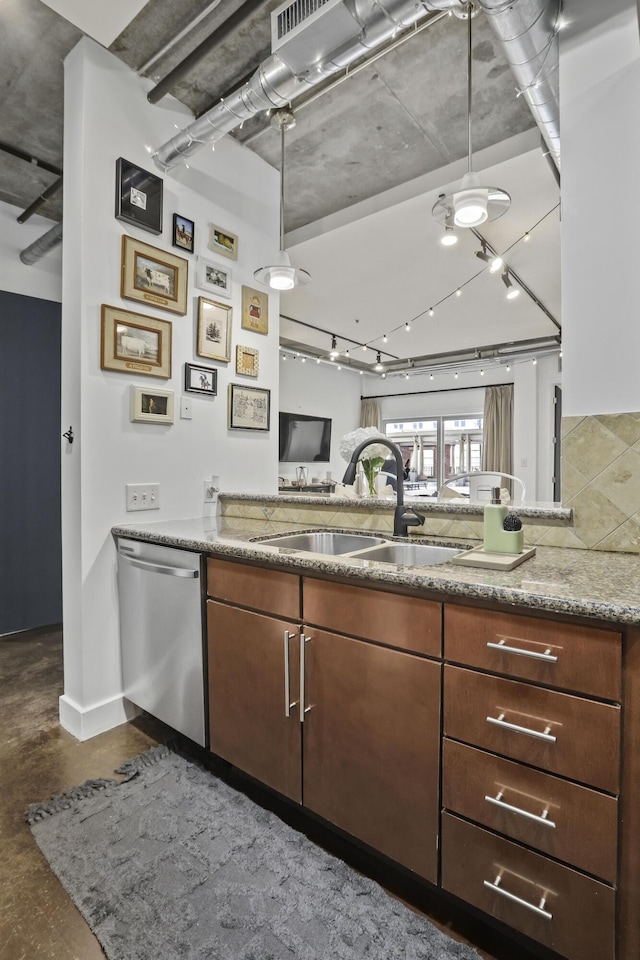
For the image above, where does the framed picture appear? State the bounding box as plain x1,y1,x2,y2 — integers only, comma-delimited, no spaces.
121,235,188,316
197,296,232,363
228,383,270,431
195,256,232,298
208,223,238,260
130,385,174,423
115,158,163,235
172,214,194,253
184,362,217,396
241,285,268,335
236,344,259,378
100,305,171,379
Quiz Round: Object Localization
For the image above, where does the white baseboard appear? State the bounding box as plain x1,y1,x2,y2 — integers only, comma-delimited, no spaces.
59,692,140,741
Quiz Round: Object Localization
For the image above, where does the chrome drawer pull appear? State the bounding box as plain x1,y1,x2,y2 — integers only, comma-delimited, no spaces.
299,633,312,722
283,631,297,718
484,874,553,920
487,637,558,663
485,791,556,828
486,713,557,743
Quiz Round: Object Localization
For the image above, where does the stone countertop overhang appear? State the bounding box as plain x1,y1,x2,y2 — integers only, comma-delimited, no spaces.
111,513,640,627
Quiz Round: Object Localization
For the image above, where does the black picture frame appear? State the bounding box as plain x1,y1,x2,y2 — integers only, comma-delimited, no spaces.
184,363,217,396
173,213,195,254
115,158,163,235
228,383,270,431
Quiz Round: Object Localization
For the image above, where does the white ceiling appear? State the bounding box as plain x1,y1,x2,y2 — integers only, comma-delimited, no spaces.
38,0,150,46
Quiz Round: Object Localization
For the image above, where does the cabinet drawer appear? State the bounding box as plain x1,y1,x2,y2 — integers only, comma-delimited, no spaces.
441,813,615,960
207,558,300,619
302,578,441,657
444,666,620,793
442,739,618,882
445,605,621,701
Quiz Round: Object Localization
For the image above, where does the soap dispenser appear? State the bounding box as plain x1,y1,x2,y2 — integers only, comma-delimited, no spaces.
483,487,508,554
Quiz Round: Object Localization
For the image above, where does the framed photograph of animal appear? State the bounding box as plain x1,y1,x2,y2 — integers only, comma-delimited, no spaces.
115,158,163,235
172,214,194,254
121,235,188,316
100,305,172,379
184,363,218,396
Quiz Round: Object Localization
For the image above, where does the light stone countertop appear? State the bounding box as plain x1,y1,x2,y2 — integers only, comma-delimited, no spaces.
111,514,640,627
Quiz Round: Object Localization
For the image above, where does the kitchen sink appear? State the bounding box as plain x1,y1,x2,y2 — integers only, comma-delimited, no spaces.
259,531,387,555
352,542,463,566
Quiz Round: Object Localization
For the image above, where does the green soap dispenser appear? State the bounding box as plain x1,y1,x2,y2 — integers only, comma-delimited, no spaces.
483,487,508,553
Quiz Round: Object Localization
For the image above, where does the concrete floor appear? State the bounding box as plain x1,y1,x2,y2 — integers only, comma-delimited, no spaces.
0,626,557,960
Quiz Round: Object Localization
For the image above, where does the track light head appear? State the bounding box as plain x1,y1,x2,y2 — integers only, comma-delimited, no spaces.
374,352,384,372
475,243,490,264
501,269,520,299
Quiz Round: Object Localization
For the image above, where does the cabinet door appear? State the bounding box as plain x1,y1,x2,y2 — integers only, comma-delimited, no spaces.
207,600,301,803
302,628,441,881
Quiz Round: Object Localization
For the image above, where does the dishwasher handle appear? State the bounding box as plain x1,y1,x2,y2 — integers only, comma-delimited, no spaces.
119,554,199,578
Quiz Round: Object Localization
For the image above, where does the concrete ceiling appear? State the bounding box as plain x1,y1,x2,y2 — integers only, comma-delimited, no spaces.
0,0,565,367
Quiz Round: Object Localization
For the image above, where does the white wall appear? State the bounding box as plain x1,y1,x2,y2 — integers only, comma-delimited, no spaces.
278,358,361,481
561,3,640,415
0,201,62,302
60,38,280,739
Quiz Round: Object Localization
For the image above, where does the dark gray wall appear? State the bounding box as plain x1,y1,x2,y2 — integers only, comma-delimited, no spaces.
0,290,61,635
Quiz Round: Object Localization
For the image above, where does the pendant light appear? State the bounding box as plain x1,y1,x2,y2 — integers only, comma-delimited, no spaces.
432,2,510,230
254,109,310,291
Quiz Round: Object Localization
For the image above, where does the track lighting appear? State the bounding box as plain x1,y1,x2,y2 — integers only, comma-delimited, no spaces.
374,352,384,372
329,335,339,359
489,255,503,273
502,269,520,299
441,223,458,246
475,242,491,264
382,334,388,343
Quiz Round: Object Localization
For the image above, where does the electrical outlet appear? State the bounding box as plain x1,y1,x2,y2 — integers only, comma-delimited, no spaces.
126,483,160,512
204,476,220,502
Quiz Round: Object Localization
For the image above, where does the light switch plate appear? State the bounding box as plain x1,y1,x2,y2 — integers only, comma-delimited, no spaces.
126,483,160,511
180,397,193,420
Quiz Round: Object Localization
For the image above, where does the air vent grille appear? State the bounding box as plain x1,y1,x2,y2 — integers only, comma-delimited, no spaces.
275,0,332,40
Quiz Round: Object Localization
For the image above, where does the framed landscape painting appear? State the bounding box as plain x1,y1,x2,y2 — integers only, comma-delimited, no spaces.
100,305,171,379
121,235,188,316
115,158,163,235
196,297,232,363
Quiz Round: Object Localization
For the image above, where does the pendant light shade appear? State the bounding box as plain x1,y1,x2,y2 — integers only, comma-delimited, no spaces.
254,109,310,290
432,2,510,230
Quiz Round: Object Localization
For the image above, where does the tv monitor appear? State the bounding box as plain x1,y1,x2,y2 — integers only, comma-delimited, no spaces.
279,412,332,462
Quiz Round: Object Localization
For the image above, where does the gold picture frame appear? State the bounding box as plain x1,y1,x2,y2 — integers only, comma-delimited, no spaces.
121,235,188,315
208,223,238,260
241,285,268,335
236,344,259,378
197,296,232,363
100,305,172,379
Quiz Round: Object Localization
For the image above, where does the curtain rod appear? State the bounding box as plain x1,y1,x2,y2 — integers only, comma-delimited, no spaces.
362,382,514,401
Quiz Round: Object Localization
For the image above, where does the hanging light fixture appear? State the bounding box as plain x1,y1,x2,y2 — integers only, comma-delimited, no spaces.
432,2,510,231
374,352,384,372
329,335,339,359
254,109,310,291
502,268,520,299
440,209,458,246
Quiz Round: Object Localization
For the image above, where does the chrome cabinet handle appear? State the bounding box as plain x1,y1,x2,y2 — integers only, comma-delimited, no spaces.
299,633,312,722
486,713,557,743
283,630,297,718
484,874,553,920
487,637,558,663
485,791,556,828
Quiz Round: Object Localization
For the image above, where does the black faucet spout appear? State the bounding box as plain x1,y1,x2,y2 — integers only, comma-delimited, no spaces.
342,436,424,536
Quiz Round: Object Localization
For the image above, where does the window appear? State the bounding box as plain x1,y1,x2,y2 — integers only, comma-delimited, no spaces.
384,414,483,491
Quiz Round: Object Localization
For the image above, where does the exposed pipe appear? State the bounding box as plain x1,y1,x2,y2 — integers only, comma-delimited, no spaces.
0,139,62,177
147,0,273,105
17,175,63,224
19,222,62,265
137,0,224,76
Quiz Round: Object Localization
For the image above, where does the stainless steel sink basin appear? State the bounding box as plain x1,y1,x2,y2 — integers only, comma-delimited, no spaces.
259,531,387,555
352,542,463,566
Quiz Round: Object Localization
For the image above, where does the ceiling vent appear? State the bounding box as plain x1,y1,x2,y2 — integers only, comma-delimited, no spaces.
271,0,361,75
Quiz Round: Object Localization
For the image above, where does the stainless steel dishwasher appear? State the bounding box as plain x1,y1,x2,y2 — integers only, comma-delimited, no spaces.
116,537,206,746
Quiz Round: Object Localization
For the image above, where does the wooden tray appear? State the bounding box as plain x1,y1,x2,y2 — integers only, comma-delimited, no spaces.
451,545,536,571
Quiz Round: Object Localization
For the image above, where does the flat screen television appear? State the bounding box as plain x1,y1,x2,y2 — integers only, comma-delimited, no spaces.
279,412,332,462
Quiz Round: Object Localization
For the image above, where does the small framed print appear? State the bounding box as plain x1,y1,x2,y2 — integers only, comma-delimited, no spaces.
115,158,163,235
197,296,232,363
130,385,174,423
184,362,217,396
173,214,194,253
236,344,259,378
196,256,231,298
228,383,270,431
101,305,171,379
121,235,188,315
208,223,238,260
241,285,268,335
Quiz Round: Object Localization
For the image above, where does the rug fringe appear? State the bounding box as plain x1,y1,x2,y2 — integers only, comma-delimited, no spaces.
114,742,172,780
25,778,117,824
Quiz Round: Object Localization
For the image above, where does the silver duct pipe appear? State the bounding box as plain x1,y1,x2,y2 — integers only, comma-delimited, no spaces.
19,222,63,265
479,0,561,170
153,0,463,171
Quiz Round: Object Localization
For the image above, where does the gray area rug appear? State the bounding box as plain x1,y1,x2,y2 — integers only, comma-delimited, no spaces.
27,745,480,960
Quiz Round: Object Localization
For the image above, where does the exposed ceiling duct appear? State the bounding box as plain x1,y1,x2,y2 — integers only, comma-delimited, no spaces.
153,0,561,175
19,222,63,265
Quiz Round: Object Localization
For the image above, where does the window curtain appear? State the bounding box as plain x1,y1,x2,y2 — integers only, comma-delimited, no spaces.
482,384,513,476
360,398,381,430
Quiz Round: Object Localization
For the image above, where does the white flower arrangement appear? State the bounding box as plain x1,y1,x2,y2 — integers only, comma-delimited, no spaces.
340,427,391,495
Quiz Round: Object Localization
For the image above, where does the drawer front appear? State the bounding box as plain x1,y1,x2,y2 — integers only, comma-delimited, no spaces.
302,578,441,657
442,739,618,882
445,605,621,701
441,813,615,960
207,558,300,620
444,665,620,793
